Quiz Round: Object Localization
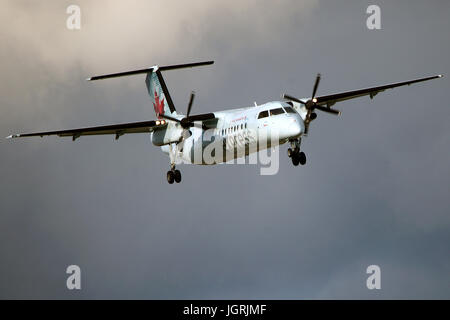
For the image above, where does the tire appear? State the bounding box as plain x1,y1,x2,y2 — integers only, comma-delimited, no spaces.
287,148,293,158
299,152,306,165
167,171,175,184
292,155,300,166
174,170,181,183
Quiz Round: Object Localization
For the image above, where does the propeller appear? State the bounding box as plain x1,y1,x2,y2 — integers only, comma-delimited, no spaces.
283,73,340,134
161,91,197,129
159,91,198,152
186,90,195,119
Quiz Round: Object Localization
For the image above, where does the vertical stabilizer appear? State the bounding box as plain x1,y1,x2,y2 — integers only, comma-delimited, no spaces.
145,70,177,119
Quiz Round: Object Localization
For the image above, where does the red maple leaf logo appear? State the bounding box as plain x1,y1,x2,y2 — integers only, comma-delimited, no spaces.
153,90,165,119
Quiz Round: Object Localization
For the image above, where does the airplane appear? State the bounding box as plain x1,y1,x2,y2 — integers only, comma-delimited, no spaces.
7,60,442,184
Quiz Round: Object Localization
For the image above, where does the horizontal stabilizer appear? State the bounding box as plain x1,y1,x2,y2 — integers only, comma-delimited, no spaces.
87,60,214,81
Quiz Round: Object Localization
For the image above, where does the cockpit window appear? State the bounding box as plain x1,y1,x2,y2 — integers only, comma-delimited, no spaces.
258,110,269,119
270,108,285,116
284,106,297,114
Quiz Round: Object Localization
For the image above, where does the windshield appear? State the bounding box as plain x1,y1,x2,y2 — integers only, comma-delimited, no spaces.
270,108,285,116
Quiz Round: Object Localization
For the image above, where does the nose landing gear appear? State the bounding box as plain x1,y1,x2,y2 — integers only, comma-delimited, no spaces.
288,139,306,166
289,150,306,166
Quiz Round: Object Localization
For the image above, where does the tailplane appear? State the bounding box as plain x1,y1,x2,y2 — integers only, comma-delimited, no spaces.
87,60,214,119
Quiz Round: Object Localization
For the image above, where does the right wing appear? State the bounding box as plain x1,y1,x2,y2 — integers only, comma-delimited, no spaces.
6,119,167,141
313,75,443,108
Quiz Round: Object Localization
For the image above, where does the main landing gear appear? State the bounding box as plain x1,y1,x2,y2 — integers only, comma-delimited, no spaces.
167,164,181,184
287,139,306,166
166,143,182,184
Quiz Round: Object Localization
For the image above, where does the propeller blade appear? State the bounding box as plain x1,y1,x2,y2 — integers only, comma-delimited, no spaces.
304,108,313,135
282,94,306,105
186,91,195,118
160,114,181,123
314,105,341,115
304,121,310,135
311,73,321,99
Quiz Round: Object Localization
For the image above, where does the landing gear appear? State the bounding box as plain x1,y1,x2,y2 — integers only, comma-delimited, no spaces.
166,169,182,184
166,143,182,184
167,170,175,184
288,139,306,166
167,166,182,184
289,150,306,166
292,153,300,166
298,151,306,165
174,169,181,183
287,148,294,158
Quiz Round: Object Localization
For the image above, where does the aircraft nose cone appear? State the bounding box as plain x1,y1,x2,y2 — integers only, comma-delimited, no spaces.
288,121,302,138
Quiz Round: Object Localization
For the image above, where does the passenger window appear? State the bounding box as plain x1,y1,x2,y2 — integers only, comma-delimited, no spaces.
284,106,297,114
270,108,285,116
258,110,269,119
241,124,243,130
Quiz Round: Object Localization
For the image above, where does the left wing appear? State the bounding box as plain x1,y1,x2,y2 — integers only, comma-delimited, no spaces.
6,120,167,141
313,74,443,108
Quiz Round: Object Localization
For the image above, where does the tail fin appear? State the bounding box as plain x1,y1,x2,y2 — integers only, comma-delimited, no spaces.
145,70,176,119
86,60,214,119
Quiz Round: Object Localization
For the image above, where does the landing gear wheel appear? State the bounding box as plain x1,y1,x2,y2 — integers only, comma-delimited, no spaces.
298,152,306,165
167,171,175,184
174,170,181,183
292,155,300,166
287,148,293,158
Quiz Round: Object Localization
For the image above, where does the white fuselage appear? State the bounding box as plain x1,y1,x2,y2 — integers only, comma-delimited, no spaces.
156,101,305,165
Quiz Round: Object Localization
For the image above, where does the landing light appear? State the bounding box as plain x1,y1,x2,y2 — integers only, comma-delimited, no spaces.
312,98,317,103
156,120,161,125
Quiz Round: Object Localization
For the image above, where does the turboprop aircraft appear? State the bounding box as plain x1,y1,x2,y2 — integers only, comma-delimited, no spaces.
7,60,442,183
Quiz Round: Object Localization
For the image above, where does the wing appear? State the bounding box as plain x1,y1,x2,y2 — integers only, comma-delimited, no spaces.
312,75,443,108
6,120,167,141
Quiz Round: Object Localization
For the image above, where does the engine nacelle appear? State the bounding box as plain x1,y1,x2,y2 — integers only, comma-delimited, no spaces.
151,126,184,146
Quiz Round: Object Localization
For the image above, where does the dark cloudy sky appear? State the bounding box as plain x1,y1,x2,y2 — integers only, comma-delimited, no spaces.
1,0,449,299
